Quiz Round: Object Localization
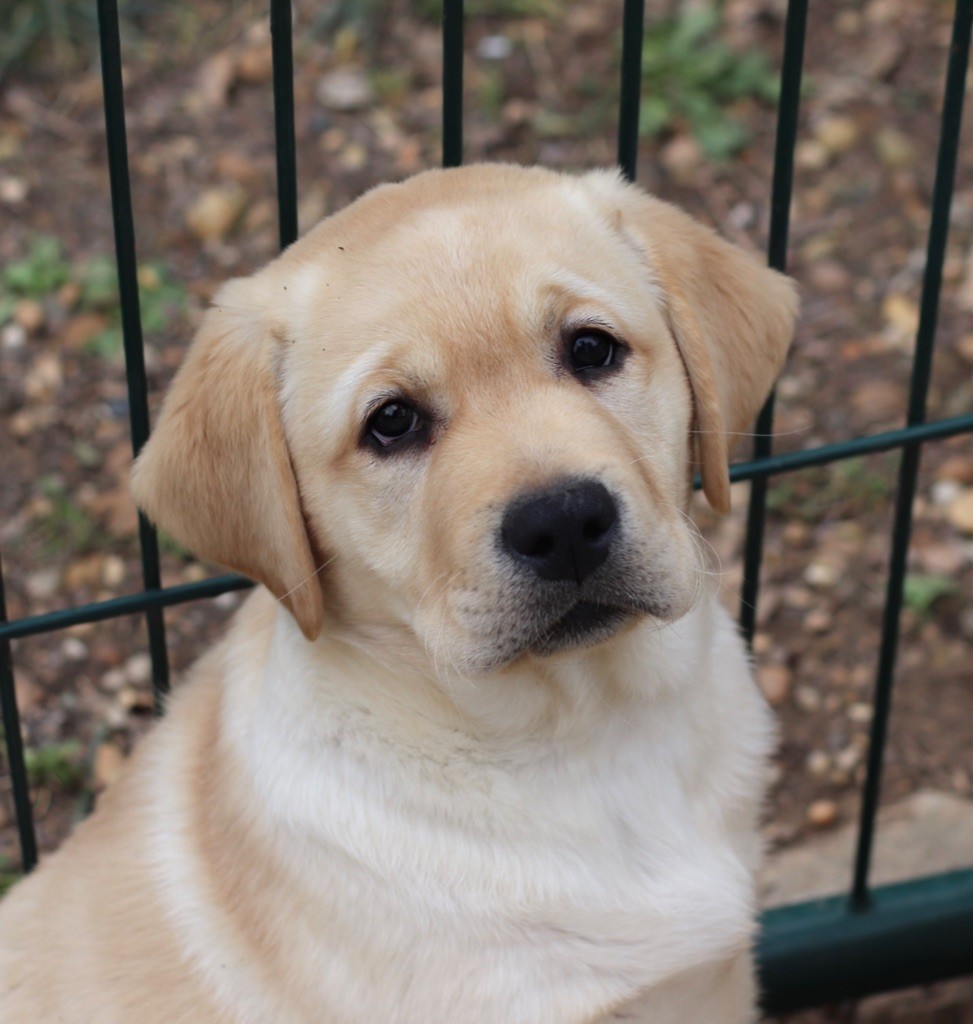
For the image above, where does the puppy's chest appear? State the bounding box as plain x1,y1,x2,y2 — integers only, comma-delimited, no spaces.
326,738,755,1021
375,763,750,1023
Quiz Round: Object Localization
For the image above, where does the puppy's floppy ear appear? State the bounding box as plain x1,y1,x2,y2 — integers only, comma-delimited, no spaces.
131,279,325,640
585,172,798,515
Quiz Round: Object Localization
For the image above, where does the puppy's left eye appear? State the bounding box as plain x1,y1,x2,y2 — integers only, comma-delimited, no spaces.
568,330,619,372
366,401,424,448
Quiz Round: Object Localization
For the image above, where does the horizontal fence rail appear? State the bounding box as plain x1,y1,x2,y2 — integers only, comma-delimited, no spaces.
0,0,971,1015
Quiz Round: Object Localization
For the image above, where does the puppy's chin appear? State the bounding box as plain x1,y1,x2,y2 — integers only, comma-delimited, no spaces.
528,601,638,657
447,599,678,676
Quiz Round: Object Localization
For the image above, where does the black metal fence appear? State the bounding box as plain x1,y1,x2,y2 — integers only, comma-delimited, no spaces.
1,0,972,1015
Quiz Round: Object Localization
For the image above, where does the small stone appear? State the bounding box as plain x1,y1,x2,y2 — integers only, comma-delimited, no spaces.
835,743,864,773
931,479,962,506
214,591,242,611
124,652,152,685
73,440,102,469
806,750,832,777
947,489,973,534
804,561,841,588
874,126,916,168
11,407,52,437
104,704,128,730
937,455,973,486
800,234,836,263
864,34,905,80
848,702,874,724
191,50,236,113
243,198,276,233
882,292,920,336
781,522,811,546
316,68,373,112
118,686,153,712
794,139,829,171
752,631,773,655
477,34,512,60
102,667,126,691
236,43,274,84
807,260,850,292
805,609,833,633
56,281,81,310
807,799,839,828
757,664,791,706
728,202,756,231
93,742,126,789
815,116,859,157
14,672,42,712
62,312,109,349
660,135,703,185
957,335,973,364
185,186,246,242
64,555,106,591
914,541,964,576
0,175,28,204
13,299,44,334
2,323,27,350
25,569,61,601
339,142,367,172
298,189,328,234
835,10,862,33
795,685,822,713
101,555,126,588
214,151,262,186
784,586,814,610
852,379,904,421
23,352,64,402
61,637,88,661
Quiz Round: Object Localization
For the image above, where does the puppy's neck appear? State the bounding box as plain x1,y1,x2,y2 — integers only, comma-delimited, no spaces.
243,587,717,756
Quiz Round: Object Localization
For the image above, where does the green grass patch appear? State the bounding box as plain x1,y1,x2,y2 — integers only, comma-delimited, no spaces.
640,5,778,159
25,740,86,792
35,476,107,557
903,574,961,617
767,456,895,522
0,237,186,359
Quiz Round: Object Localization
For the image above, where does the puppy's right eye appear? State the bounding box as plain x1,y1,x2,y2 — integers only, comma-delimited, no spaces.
366,401,423,448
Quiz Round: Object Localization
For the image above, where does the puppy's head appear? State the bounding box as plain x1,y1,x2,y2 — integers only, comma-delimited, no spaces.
132,165,796,675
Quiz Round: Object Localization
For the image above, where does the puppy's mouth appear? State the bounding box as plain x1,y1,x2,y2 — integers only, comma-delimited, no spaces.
528,600,635,656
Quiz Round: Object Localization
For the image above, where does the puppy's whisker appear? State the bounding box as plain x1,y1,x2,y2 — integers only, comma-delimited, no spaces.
420,571,478,703
689,423,817,439
277,552,339,604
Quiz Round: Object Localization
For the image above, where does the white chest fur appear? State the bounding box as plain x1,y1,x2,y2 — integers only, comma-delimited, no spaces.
151,593,773,1024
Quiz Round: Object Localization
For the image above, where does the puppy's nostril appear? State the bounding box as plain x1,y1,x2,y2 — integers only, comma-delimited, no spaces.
526,534,555,559
582,514,612,541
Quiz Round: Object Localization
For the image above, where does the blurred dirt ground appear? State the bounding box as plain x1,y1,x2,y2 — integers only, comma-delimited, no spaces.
1,0,971,1019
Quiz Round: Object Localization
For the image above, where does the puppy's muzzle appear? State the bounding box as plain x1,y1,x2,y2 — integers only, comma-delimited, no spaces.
500,479,618,584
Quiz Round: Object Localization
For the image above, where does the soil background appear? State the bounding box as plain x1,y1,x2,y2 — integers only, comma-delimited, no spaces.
1,0,971,1020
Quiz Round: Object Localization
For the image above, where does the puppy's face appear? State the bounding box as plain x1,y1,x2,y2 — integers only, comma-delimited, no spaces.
133,166,797,676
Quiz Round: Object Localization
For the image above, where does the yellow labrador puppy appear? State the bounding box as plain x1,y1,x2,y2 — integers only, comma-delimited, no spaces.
0,165,796,1023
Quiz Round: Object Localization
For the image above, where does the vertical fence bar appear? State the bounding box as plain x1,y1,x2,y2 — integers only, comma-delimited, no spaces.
738,0,809,645
0,558,38,871
617,0,645,182
850,0,972,910
96,0,170,713
271,0,298,249
442,0,464,167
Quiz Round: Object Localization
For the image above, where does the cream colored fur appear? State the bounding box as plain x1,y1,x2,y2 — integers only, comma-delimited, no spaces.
0,165,796,1023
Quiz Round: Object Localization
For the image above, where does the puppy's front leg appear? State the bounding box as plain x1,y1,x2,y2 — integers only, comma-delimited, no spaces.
597,951,757,1024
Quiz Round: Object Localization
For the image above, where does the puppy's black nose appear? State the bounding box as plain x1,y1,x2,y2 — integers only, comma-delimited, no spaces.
501,480,618,583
